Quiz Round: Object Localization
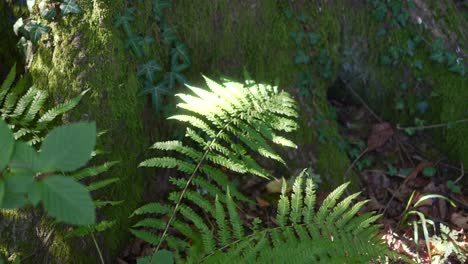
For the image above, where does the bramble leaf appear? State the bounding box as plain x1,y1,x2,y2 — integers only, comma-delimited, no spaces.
40,175,95,225
0,120,14,171
37,122,96,172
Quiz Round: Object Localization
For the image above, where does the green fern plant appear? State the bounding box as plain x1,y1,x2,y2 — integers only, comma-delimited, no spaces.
131,77,397,262
201,170,397,263
131,76,299,260
0,64,87,145
137,170,398,263
0,64,121,257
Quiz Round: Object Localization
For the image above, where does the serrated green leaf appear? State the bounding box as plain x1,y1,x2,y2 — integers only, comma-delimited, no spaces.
0,181,4,207
137,250,173,264
28,181,41,206
37,122,96,172
9,141,38,175
0,120,15,171
40,175,95,225
60,0,83,16
3,174,34,194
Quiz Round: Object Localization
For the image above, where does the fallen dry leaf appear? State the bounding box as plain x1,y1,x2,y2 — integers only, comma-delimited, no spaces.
266,178,291,193
367,122,394,151
256,196,270,208
451,212,468,229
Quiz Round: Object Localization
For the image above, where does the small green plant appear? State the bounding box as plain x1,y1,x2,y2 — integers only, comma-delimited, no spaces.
0,119,96,225
130,76,399,263
12,0,83,63
1,64,87,145
399,192,457,262
115,1,191,111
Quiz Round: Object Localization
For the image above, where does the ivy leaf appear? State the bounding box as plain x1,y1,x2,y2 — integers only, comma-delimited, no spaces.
387,164,398,176
416,101,428,114
296,13,310,23
24,21,50,45
125,34,144,59
290,32,306,46
161,22,177,44
137,60,162,83
13,18,24,36
171,42,191,65
153,0,172,18
307,32,320,46
412,60,423,70
447,180,461,194
377,28,387,37
166,71,189,90
395,98,405,110
422,166,436,177
139,80,171,110
40,7,57,21
0,120,15,171
27,0,37,12
406,39,415,56
60,0,83,16
40,175,95,225
37,122,96,173
448,63,465,76
115,8,135,35
170,52,190,72
294,50,310,65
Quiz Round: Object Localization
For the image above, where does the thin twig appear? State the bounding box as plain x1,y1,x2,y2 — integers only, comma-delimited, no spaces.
454,163,465,184
346,85,383,123
397,118,468,131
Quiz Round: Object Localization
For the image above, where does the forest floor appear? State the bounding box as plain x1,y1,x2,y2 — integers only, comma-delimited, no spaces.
119,90,467,263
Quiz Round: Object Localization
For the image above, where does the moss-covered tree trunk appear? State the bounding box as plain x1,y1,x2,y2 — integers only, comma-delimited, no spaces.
1,0,466,262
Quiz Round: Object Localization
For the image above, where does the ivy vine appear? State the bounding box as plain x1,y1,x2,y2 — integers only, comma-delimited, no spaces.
115,0,191,111
12,0,83,65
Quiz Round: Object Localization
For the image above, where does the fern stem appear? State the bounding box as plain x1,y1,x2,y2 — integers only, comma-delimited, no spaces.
90,232,105,264
154,123,231,254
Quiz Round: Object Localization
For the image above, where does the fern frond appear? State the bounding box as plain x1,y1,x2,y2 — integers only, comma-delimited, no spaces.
37,89,89,126
200,174,396,263
0,64,16,104
20,89,48,125
132,76,298,256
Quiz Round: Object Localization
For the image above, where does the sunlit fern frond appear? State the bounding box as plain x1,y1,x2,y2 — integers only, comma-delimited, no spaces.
131,76,299,260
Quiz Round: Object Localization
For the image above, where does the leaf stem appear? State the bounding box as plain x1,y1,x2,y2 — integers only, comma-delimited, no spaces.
153,122,231,256
90,232,105,264
397,118,468,131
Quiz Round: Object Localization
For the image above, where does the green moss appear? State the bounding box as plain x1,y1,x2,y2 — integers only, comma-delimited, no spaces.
28,0,148,262
169,1,356,189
